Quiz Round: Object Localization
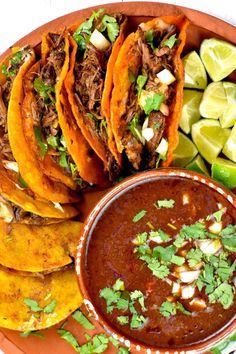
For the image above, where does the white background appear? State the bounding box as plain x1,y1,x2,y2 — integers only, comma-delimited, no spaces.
0,0,235,55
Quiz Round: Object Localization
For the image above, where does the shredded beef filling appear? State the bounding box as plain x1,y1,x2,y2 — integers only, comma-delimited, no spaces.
121,26,178,170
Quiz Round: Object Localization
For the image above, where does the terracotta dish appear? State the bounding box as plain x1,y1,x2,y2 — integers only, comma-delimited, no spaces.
0,2,235,354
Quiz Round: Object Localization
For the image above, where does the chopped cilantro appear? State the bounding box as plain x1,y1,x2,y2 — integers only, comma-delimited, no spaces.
222,235,236,252
216,260,236,282
57,329,80,352
171,255,185,266
181,222,206,240
136,75,148,96
175,302,191,316
59,151,68,169
130,290,147,312
162,34,178,48
173,233,185,248
72,309,95,330
1,64,8,77
130,314,146,329
135,244,151,255
117,298,129,311
128,67,136,83
109,336,119,348
209,283,234,309
143,92,164,115
113,278,125,291
133,232,148,245
186,248,203,268
149,229,170,242
143,257,170,279
33,77,55,102
34,127,48,157
47,135,59,148
160,300,176,317
23,298,43,312
70,163,78,176
43,299,57,314
101,15,119,42
132,210,147,223
153,245,176,262
117,348,130,354
207,208,226,222
19,175,28,188
117,316,129,325
128,114,144,144
89,333,109,353
20,330,44,338
10,51,23,66
220,224,236,236
156,199,175,208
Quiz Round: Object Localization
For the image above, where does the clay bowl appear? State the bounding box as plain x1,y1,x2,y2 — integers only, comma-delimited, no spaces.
76,168,236,354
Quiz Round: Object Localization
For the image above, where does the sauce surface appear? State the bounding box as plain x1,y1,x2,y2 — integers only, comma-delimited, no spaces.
85,177,236,347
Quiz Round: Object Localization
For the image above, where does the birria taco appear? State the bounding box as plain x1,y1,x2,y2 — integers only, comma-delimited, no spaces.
1,47,81,203
65,9,127,177
110,15,189,169
22,30,107,190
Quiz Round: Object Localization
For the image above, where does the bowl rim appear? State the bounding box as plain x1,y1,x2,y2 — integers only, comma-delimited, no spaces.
76,168,236,353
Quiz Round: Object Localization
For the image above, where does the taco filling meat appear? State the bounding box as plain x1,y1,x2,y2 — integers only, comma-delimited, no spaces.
0,47,33,161
111,16,188,170
30,33,85,186
68,9,126,178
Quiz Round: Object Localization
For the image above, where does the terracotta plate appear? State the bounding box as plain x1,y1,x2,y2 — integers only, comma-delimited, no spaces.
0,2,235,354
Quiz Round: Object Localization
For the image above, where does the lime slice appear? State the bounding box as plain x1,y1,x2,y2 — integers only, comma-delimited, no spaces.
191,119,231,163
222,123,236,162
179,90,203,134
200,38,236,81
220,82,236,128
212,157,236,189
172,132,198,167
183,51,207,89
186,155,209,176
199,82,227,119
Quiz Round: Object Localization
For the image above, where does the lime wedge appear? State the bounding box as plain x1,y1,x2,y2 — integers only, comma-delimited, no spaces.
183,51,207,89
220,82,236,128
222,123,236,162
191,119,231,163
186,155,209,176
200,38,236,81
212,157,236,189
172,132,198,167
199,82,227,119
179,90,203,134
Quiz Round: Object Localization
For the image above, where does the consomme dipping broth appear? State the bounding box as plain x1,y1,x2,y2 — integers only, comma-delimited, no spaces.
84,176,236,347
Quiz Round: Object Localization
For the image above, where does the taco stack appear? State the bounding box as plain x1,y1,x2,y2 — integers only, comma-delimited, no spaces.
65,9,127,178
110,15,189,170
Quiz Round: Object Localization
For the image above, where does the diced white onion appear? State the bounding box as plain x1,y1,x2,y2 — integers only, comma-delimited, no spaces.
208,221,222,234
181,285,195,299
142,118,149,130
2,160,19,173
142,127,154,142
165,278,172,286
196,239,222,255
159,103,169,116
90,29,110,51
182,193,190,205
149,235,163,244
156,138,168,156
0,202,14,223
52,202,64,212
179,270,200,283
189,298,207,311
156,69,176,85
172,282,181,295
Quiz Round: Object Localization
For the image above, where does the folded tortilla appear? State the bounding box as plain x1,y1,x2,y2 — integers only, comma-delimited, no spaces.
110,15,189,170
65,9,127,178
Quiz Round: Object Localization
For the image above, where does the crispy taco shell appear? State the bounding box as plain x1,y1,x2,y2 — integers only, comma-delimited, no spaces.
7,47,79,203
65,12,127,173
0,220,82,272
111,15,189,169
0,267,82,331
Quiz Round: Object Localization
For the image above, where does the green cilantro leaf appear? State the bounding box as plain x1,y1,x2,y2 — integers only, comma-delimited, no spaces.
100,287,120,308
222,235,236,252
19,175,28,188
109,336,119,348
33,77,55,101
130,314,146,329
173,233,185,248
59,151,69,168
57,329,80,352
181,222,206,240
134,232,148,245
162,34,178,48
186,248,203,268
132,210,147,223
145,258,170,279
207,208,226,222
10,51,23,66
160,300,176,317
143,93,164,115
128,114,145,144
101,15,119,42
130,290,147,312
176,302,192,316
43,299,57,314
136,75,148,96
118,348,130,354
156,199,175,208
1,64,8,77
216,260,236,282
209,283,234,309
113,278,125,291
117,316,129,325
128,67,136,83
171,255,185,266
153,245,176,262
34,127,48,158
91,333,109,353
23,298,43,312
72,309,95,330
220,224,236,236
47,135,59,148
117,298,129,311
20,330,44,338
149,229,170,242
